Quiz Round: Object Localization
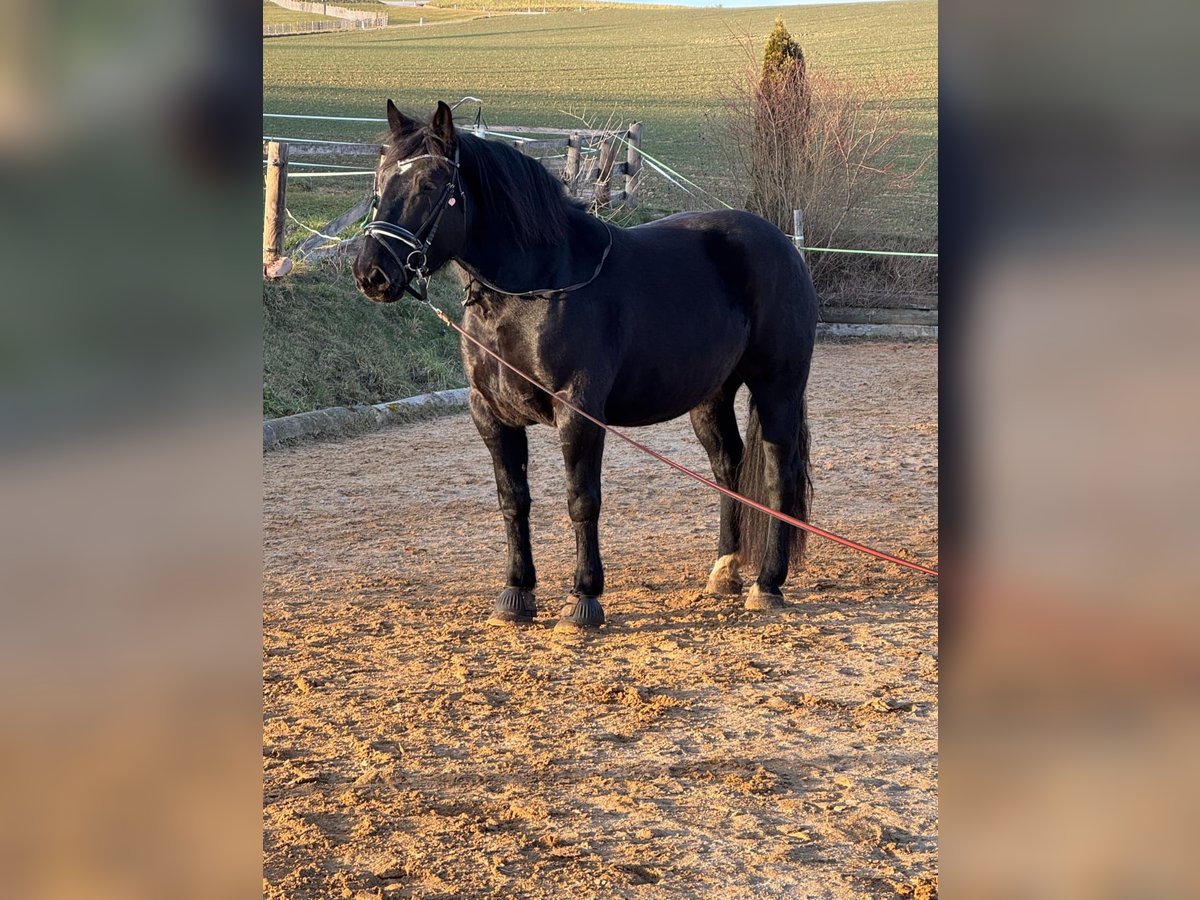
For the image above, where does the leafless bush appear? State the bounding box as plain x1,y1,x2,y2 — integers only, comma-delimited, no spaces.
559,110,646,226
720,22,935,302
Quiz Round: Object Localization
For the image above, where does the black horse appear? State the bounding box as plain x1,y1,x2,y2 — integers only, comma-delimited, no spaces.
353,101,817,631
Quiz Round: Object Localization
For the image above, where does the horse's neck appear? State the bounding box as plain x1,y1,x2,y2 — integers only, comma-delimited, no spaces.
457,206,600,293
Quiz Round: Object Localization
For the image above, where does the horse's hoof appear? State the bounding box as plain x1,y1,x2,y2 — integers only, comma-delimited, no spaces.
705,553,744,596
706,577,744,596
554,595,605,631
744,584,786,611
486,587,537,626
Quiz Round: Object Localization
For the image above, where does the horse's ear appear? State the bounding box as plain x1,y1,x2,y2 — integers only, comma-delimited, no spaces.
431,100,455,145
386,99,417,136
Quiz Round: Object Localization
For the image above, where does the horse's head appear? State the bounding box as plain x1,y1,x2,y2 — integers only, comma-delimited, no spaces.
353,100,467,303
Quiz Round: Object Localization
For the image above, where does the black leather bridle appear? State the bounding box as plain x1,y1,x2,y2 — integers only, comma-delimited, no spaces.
363,143,614,304
361,149,462,302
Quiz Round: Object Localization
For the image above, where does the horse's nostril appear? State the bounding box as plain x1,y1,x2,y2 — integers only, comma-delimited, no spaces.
365,266,390,291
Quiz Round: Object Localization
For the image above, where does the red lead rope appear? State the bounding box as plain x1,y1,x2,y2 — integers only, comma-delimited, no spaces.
431,305,939,579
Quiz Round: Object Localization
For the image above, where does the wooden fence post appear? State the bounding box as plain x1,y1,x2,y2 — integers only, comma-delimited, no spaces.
595,135,617,207
624,122,642,209
263,141,291,278
585,148,601,186
793,209,805,262
563,131,581,192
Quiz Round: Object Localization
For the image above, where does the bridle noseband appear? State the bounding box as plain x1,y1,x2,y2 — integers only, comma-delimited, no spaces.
362,149,462,302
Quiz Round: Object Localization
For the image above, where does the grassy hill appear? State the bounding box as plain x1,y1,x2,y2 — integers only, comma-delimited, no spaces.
263,260,466,418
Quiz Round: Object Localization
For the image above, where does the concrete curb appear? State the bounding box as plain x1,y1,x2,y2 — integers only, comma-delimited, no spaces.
263,388,469,452
817,323,938,341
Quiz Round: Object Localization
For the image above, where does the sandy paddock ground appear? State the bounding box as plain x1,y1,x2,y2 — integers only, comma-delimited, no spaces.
263,342,938,899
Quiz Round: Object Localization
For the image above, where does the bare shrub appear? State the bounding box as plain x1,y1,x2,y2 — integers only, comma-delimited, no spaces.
720,21,935,303
559,110,650,226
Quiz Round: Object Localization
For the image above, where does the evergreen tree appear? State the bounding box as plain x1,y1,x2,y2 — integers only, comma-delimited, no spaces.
748,19,811,232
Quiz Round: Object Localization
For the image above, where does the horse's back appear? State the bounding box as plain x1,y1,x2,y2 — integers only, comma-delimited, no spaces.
624,208,817,357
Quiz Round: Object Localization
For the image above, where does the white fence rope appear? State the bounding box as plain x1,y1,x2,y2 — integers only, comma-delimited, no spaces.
263,19,388,36
287,171,375,178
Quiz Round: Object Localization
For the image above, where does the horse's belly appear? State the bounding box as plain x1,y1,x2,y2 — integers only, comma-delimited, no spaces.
604,359,735,426
603,302,747,425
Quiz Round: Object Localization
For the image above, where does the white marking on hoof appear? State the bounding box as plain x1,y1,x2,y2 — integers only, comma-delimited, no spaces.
745,584,785,611
553,607,598,637
556,596,605,630
705,553,744,596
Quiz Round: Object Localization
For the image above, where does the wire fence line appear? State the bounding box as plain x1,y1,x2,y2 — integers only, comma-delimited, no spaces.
263,19,388,36
262,1,387,36
263,135,379,146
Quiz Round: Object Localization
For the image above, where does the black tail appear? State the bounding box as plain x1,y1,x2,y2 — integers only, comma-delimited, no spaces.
734,397,813,571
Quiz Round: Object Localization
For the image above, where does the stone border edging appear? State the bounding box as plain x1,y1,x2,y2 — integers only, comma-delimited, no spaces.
817,323,938,341
263,388,469,452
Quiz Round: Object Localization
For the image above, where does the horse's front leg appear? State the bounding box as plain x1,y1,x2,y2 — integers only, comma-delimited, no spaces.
469,390,538,625
555,409,606,630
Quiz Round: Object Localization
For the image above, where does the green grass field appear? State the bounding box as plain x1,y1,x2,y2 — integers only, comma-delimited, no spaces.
264,0,937,239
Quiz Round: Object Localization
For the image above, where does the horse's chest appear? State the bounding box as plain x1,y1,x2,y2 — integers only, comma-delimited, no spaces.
462,322,556,428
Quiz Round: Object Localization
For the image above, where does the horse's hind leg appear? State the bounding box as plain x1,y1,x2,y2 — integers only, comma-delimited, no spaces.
555,409,606,630
690,385,746,596
744,379,806,610
469,391,538,625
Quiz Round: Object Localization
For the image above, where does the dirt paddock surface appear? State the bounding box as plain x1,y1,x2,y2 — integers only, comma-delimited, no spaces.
264,342,938,899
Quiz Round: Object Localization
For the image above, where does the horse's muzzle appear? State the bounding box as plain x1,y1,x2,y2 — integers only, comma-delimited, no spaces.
356,264,406,303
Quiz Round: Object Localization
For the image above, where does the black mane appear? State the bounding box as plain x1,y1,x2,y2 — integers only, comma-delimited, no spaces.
382,123,582,249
